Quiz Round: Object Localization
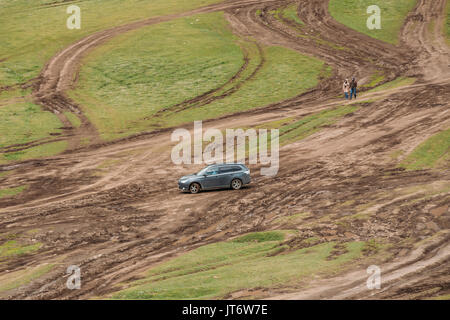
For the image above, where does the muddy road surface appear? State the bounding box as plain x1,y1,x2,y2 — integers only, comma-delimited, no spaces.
0,0,449,299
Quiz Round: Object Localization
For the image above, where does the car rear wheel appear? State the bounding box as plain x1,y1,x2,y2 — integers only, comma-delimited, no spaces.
231,178,242,190
189,183,200,194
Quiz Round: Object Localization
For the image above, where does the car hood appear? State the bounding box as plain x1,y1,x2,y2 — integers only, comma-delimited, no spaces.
179,174,197,181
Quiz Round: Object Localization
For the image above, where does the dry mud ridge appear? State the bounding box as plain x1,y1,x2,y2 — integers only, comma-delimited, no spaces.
0,0,449,299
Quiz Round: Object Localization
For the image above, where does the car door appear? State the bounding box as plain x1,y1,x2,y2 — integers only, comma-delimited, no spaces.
201,167,220,189
218,166,233,187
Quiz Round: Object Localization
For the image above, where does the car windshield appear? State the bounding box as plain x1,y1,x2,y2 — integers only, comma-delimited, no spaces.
197,167,213,176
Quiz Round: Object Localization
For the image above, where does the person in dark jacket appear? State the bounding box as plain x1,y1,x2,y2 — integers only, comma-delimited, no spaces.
350,77,357,99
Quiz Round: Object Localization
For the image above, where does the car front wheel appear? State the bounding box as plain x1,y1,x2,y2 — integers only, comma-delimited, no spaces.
231,178,242,190
189,183,200,194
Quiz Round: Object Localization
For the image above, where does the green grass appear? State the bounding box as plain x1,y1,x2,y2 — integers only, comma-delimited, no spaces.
70,12,243,140
64,111,81,128
277,105,358,146
0,141,67,164
0,0,223,87
329,0,417,44
232,231,285,243
446,0,450,43
0,186,27,199
400,128,450,170
0,89,67,163
0,263,54,293
237,105,359,156
364,77,416,94
0,98,62,148
281,4,303,25
166,47,329,129
0,240,42,261
362,71,386,88
0,170,13,179
71,12,329,140
429,293,450,300
111,231,367,299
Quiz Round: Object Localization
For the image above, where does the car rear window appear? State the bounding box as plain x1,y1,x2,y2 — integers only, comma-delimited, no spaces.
220,166,242,173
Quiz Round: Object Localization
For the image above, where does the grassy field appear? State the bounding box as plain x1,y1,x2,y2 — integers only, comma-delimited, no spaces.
446,0,450,43
1,0,225,161
0,88,67,163
70,12,329,140
0,92,62,148
0,185,27,199
0,141,67,164
363,77,416,94
281,4,304,25
0,0,223,87
329,0,417,44
240,104,360,154
270,4,304,26
0,263,54,294
400,128,450,170
277,105,359,146
0,240,42,261
111,231,368,299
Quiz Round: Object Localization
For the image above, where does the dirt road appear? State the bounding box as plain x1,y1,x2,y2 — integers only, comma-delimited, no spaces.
0,0,449,299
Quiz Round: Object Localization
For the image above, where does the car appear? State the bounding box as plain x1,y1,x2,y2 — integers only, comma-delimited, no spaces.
178,163,251,194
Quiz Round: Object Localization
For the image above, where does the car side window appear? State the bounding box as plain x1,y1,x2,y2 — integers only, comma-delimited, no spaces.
206,169,218,175
219,167,229,174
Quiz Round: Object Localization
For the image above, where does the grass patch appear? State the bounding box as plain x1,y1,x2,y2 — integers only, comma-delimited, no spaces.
71,12,329,140
364,77,416,94
281,4,303,25
362,71,385,88
0,263,54,294
270,4,303,26
0,170,13,179
446,0,450,44
111,234,367,299
232,231,285,243
400,128,450,170
236,105,359,156
0,0,224,87
0,240,42,261
277,105,359,146
0,185,27,199
274,212,312,224
63,111,81,128
429,293,450,300
168,47,328,128
0,140,67,164
70,12,244,140
329,0,417,44
0,98,63,148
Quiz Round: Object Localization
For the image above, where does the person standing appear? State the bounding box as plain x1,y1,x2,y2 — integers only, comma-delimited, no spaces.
343,79,350,99
350,77,357,99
